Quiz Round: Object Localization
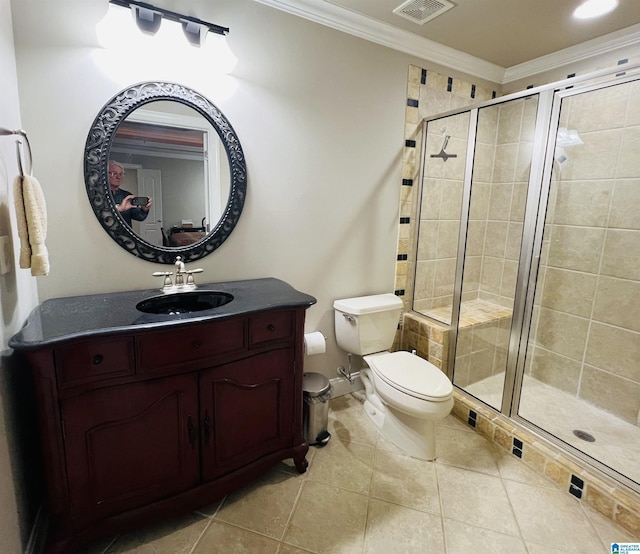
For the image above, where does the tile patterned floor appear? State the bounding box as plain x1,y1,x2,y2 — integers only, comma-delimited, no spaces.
85,394,640,553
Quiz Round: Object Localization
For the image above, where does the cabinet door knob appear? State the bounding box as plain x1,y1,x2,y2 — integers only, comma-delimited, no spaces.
92,354,103,365
267,324,276,333
187,416,196,449
203,411,211,446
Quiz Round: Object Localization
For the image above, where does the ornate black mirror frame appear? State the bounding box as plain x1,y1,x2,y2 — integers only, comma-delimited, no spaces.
84,82,246,264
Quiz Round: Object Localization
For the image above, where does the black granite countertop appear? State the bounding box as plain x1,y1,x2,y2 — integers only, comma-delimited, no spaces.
9,278,317,350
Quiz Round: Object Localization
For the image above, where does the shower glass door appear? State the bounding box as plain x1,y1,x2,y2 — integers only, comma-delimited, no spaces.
516,77,640,487
452,96,538,411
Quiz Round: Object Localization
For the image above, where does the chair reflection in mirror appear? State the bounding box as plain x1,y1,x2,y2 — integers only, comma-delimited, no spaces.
166,217,207,246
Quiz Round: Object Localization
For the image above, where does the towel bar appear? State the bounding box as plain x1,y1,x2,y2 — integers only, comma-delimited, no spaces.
0,127,33,176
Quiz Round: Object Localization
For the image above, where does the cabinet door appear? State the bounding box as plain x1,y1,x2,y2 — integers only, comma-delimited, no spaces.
200,348,295,481
61,374,200,524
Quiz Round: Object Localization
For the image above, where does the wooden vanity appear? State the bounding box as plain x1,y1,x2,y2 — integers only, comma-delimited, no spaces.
10,278,316,553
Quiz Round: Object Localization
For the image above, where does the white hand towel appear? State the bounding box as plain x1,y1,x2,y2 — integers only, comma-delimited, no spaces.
13,174,50,276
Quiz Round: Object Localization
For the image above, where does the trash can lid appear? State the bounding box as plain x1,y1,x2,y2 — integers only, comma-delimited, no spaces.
303,372,331,397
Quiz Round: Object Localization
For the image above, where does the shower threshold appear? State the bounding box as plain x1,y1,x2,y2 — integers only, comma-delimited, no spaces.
466,373,640,488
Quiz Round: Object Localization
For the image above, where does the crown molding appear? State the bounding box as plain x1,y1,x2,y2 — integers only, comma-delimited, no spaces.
251,0,506,83
252,0,640,86
503,23,640,83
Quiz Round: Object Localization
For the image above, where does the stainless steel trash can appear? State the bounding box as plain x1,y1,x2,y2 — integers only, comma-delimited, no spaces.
302,372,332,447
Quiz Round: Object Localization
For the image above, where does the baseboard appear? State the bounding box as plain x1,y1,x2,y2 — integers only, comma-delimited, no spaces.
24,503,48,554
330,372,364,398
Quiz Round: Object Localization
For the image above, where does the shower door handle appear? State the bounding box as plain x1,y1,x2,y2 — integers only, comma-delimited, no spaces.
530,255,541,285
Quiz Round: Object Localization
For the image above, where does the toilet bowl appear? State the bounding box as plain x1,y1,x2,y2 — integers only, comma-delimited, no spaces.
361,351,453,460
333,293,453,461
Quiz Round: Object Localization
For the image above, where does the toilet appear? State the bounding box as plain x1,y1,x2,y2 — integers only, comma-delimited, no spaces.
334,293,453,460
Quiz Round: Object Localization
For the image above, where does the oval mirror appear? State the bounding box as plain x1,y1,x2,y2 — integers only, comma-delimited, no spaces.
84,82,246,264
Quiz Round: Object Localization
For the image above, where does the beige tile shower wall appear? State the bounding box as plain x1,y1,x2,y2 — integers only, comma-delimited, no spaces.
528,79,640,425
402,68,534,326
401,312,449,371
476,98,535,309
415,112,469,316
397,66,495,315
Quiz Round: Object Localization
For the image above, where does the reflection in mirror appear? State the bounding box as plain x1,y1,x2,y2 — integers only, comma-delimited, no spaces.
109,101,231,247
84,82,246,264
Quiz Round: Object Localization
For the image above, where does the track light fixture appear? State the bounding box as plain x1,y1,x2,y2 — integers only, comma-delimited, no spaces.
108,0,229,46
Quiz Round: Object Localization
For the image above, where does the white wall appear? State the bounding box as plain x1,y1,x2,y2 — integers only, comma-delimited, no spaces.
11,0,466,379
0,0,41,550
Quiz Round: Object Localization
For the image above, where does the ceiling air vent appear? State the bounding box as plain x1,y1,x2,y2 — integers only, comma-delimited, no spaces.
393,0,455,25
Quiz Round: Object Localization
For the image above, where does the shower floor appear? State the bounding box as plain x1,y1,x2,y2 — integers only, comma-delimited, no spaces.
466,373,640,488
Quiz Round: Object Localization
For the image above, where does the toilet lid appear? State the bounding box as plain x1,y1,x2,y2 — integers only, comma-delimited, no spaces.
365,351,453,402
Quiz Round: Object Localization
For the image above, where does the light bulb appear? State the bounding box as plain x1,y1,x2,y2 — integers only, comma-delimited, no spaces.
573,0,618,20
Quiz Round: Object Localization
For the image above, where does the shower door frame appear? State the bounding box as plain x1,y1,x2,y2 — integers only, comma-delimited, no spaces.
509,71,640,491
434,86,555,412
413,63,640,488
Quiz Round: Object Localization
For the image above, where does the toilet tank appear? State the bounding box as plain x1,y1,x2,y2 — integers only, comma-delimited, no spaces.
333,294,403,356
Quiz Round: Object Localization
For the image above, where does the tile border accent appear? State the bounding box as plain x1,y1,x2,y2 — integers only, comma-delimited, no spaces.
467,409,477,428
512,437,523,459
570,474,585,499
451,389,640,537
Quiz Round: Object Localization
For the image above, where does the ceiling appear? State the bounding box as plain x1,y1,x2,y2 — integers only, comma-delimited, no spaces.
255,0,640,83
326,0,640,68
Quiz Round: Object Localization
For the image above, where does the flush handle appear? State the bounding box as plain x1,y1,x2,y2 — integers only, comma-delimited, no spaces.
342,314,355,322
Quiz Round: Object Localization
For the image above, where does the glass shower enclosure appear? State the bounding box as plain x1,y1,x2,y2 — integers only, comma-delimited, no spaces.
412,65,640,490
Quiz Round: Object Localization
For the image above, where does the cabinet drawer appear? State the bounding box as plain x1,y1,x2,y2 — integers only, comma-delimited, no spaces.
138,318,246,373
55,337,135,387
249,310,294,347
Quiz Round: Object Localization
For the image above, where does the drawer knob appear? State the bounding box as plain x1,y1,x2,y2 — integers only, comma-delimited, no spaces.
193,340,201,349
92,354,104,365
267,324,276,333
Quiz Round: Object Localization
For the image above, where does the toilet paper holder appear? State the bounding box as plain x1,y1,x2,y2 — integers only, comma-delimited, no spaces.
303,332,326,356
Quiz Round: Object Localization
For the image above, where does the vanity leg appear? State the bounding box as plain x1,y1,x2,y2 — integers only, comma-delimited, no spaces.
294,456,308,474
292,442,309,473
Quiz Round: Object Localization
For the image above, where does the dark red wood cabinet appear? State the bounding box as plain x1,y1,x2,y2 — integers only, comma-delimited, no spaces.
25,307,309,553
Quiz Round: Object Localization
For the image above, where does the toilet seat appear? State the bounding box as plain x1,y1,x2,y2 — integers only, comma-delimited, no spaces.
364,351,453,402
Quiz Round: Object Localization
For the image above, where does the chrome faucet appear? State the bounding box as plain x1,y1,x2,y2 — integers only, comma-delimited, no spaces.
174,256,186,287
152,256,203,292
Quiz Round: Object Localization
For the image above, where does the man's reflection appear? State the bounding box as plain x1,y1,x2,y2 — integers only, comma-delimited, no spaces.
108,160,152,226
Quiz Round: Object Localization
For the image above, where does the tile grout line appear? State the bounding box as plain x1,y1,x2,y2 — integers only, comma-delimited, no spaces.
187,517,215,554
361,437,382,554
277,472,307,551
576,500,612,551
433,459,449,553
495,451,532,549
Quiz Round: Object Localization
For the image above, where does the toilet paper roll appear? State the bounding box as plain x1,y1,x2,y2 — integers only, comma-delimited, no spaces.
304,332,326,356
